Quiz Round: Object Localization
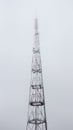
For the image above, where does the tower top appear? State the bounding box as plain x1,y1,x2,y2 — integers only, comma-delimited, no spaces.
26,18,47,130
35,18,38,34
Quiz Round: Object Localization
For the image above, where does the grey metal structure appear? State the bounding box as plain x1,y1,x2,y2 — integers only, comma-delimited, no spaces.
26,18,47,130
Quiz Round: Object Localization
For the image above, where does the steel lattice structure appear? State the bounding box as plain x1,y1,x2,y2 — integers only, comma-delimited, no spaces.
26,18,47,130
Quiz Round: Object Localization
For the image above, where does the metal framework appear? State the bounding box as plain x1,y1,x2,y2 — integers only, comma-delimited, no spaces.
26,18,47,130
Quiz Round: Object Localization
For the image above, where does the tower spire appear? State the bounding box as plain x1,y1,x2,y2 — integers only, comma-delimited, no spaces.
26,19,47,130
33,17,40,53
35,18,38,34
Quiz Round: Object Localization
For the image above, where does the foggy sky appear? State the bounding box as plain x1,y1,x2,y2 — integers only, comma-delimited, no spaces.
0,0,73,130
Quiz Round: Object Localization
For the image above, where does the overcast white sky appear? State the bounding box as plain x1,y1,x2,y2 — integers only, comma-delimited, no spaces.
0,0,73,130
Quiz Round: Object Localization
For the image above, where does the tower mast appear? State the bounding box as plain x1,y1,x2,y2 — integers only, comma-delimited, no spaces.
26,18,47,130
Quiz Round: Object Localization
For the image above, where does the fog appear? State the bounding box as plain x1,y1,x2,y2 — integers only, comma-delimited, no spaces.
0,0,73,130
